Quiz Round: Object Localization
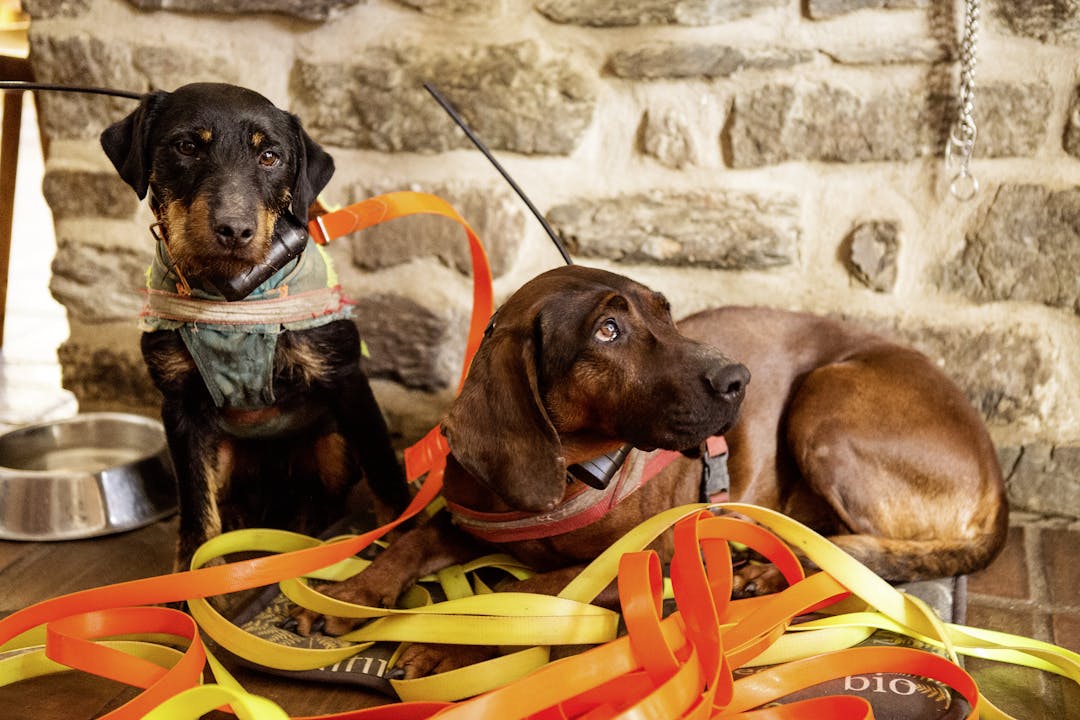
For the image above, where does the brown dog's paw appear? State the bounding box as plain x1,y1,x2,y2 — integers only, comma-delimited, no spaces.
731,563,786,599
286,582,389,637
388,643,498,680
289,605,363,637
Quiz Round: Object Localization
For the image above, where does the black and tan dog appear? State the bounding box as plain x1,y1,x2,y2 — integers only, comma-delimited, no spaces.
293,264,1007,679
101,83,409,570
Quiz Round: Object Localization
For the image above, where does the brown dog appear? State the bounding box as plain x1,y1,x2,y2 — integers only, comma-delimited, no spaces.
294,264,1007,678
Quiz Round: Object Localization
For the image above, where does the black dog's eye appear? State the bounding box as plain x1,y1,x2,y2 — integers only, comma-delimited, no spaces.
175,140,197,156
259,150,280,168
595,318,620,343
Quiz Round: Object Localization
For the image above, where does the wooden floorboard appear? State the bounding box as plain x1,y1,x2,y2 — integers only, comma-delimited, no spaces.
0,517,393,719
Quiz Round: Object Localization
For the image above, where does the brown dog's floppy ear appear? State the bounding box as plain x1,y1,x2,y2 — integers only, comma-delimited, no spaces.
100,91,169,200
288,115,335,224
442,318,567,512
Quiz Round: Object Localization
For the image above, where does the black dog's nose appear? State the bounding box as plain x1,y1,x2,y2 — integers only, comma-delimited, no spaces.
707,362,750,402
214,217,256,249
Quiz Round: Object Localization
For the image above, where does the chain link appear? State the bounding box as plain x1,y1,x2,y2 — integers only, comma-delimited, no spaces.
946,0,981,200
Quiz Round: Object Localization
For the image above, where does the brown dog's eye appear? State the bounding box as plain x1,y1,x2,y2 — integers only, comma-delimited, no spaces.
259,150,280,168
176,140,197,156
595,318,619,343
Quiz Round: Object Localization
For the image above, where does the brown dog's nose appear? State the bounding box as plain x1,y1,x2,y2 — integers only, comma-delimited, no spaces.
708,362,750,402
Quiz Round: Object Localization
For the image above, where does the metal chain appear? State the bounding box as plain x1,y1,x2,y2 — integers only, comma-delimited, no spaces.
946,0,981,200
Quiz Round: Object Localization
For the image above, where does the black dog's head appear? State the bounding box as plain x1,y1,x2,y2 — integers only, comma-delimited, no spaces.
101,82,334,287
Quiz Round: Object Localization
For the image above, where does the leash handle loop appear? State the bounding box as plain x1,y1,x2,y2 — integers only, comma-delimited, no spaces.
310,191,493,396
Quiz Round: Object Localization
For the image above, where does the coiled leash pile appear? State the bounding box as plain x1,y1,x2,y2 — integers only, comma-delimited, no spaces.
1,191,1079,720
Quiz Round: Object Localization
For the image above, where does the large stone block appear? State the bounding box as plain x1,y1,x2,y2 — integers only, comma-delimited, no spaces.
291,41,596,155
49,224,152,324
972,84,1055,158
129,45,243,94
546,190,799,269
58,325,160,412
607,44,811,80
125,0,362,21
1002,444,1080,519
43,169,139,219
353,294,456,391
536,0,784,26
990,0,1080,46
945,185,1080,313
346,182,526,278
28,33,241,140
727,81,1050,167
28,33,142,141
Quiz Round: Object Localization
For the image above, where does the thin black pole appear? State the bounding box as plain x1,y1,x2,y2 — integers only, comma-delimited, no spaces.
0,81,143,100
423,82,573,266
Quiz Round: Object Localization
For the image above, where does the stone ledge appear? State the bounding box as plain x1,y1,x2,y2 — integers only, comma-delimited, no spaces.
535,0,785,26
607,44,811,80
125,0,362,21
43,169,139,219
805,0,929,20
547,190,800,270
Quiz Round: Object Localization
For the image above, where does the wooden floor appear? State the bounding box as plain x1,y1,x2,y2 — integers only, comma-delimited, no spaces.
4,511,1080,718
0,516,395,719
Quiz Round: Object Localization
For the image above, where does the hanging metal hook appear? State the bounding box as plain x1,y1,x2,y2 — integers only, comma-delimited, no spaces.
946,0,981,201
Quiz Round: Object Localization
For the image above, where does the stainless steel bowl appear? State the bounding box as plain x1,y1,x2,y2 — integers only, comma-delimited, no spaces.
0,412,176,541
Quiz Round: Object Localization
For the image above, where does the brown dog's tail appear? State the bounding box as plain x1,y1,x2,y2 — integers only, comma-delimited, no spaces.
827,503,1009,583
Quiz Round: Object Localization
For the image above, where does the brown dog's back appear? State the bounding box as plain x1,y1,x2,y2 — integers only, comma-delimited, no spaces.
678,306,1008,581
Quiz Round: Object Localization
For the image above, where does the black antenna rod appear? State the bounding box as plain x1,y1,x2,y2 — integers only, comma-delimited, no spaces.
423,82,573,266
0,81,143,100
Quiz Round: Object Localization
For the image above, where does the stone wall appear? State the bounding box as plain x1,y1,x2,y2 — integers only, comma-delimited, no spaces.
22,0,1080,518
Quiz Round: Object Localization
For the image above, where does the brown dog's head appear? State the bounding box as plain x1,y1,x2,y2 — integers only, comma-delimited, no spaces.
442,265,749,512
100,82,334,287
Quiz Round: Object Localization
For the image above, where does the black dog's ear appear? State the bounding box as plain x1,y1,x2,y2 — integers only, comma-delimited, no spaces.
100,91,169,199
442,318,566,513
289,115,334,224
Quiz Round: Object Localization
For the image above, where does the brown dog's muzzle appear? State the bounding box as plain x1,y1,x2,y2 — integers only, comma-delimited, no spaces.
704,356,751,405
620,341,749,453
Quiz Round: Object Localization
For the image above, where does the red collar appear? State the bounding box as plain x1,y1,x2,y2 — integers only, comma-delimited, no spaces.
445,436,728,543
